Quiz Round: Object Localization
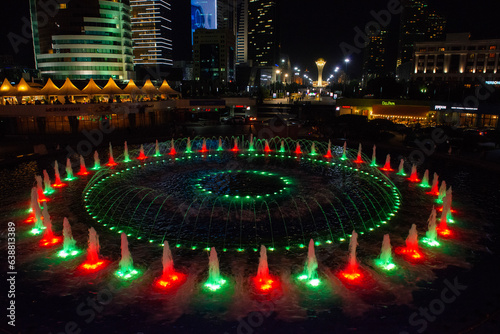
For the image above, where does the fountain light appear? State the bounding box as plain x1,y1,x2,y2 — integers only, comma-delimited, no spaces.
79,260,108,272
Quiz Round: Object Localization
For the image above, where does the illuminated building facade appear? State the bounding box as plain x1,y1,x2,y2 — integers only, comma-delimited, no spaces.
193,29,235,83
363,30,388,83
248,0,279,67
131,0,173,76
29,0,134,80
413,33,500,83
397,0,446,68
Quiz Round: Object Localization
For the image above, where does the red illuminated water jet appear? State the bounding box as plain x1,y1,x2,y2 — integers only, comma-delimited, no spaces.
252,245,281,294
231,140,239,152
137,145,148,160
79,227,108,273
106,157,117,167
264,140,272,153
408,165,420,182
353,143,364,163
77,155,89,176
154,242,186,291
380,154,394,171
337,231,364,284
199,139,208,153
395,224,424,262
39,211,61,248
295,143,302,154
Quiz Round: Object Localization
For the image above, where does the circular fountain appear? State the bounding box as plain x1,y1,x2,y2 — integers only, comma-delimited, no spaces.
83,137,400,251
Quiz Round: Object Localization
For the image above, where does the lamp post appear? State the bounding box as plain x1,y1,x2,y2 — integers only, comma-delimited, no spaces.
344,58,350,95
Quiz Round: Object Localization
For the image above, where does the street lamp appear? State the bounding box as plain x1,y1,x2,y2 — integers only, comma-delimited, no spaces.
344,59,350,94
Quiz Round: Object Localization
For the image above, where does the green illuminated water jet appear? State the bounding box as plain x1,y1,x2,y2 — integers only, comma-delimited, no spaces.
65,158,76,181
340,142,348,160
248,134,255,151
420,169,430,188
123,141,131,162
370,145,377,167
298,239,320,286
92,150,100,170
422,206,440,247
116,233,139,280
375,234,396,270
204,247,226,291
43,170,54,194
58,217,80,258
397,159,405,175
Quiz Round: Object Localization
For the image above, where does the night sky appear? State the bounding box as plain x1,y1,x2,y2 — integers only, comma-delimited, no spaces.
0,0,497,77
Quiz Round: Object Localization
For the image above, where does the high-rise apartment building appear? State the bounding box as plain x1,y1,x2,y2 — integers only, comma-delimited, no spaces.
397,0,446,68
29,0,134,80
363,30,389,82
235,0,248,64
130,0,173,77
193,29,235,83
248,0,279,67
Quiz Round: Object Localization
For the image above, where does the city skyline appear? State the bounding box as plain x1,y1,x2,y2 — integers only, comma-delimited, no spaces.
1,0,498,78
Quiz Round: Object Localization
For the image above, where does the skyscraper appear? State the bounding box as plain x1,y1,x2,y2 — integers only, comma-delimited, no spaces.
248,0,279,67
193,28,235,83
235,0,248,64
130,0,173,78
397,0,446,69
29,0,134,80
363,30,388,82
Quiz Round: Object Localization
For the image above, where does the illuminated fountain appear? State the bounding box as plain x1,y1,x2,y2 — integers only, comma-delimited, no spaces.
83,137,400,251
340,142,347,160
169,139,177,155
397,159,406,176
295,142,302,154
77,155,89,176
39,206,61,247
264,140,272,153
92,151,100,170
444,187,454,222
420,169,430,188
381,154,393,171
437,195,452,237
231,138,239,152
204,247,226,291
80,227,107,272
353,143,364,163
438,181,447,203
339,231,363,282
248,134,255,151
279,140,286,153
370,145,377,167
186,138,193,153
217,137,223,151
155,241,186,290
65,158,76,181
200,139,208,153
297,239,320,287
29,189,44,233
395,224,424,262
408,164,420,182
422,207,440,247
137,144,147,160
35,175,47,202
253,245,279,293
116,233,140,280
375,234,396,270
428,172,439,195
154,139,161,156
106,142,117,166
52,161,66,188
58,218,80,258
324,140,333,158
43,170,54,195
310,142,317,156
123,141,130,162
